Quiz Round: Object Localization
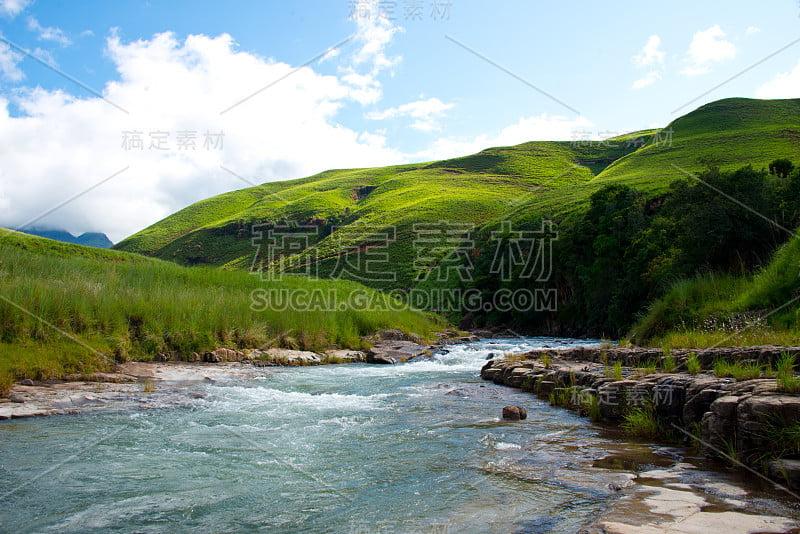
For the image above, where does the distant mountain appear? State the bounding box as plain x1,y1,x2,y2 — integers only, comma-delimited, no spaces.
13,228,113,248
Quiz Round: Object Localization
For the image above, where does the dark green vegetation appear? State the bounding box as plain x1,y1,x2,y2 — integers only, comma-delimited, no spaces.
113,98,800,345
0,230,440,394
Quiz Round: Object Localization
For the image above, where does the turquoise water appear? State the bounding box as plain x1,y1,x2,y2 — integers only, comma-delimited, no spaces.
1,337,793,533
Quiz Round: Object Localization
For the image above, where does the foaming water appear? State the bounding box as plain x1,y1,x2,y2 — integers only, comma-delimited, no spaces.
1,336,797,533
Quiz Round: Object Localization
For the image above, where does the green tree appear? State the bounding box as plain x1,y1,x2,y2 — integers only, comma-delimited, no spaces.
769,158,795,179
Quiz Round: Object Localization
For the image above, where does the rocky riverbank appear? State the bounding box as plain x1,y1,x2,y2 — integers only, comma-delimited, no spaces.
481,345,800,492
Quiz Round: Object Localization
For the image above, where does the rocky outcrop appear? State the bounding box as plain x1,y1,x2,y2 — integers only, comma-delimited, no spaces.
367,341,431,364
481,353,800,485
517,345,800,369
323,349,367,363
247,348,321,366
202,348,245,363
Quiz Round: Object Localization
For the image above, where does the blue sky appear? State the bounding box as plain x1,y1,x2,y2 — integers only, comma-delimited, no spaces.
0,0,799,240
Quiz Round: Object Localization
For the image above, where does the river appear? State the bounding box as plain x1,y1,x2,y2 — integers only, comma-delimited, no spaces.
1,337,799,533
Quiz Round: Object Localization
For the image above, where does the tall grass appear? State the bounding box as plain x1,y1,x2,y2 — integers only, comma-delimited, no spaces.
712,359,763,381
621,404,663,440
0,235,441,390
686,352,701,376
776,352,800,393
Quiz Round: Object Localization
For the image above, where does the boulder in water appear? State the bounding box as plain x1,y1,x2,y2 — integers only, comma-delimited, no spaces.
502,405,527,420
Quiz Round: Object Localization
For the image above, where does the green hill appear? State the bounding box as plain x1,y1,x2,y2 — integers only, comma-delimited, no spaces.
116,98,800,289
0,230,440,393
489,97,800,229
115,139,643,288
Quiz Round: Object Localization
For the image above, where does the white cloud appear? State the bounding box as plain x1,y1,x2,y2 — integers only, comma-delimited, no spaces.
632,71,661,89
0,0,30,18
0,41,23,81
746,26,761,36
681,25,736,76
27,17,72,46
0,31,409,242
633,35,665,68
631,35,665,89
367,97,454,131
338,12,403,105
413,114,594,161
756,58,800,98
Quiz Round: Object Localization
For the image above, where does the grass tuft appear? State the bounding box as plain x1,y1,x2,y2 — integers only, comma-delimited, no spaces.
686,352,701,376
776,352,800,393
712,358,763,381
621,404,663,440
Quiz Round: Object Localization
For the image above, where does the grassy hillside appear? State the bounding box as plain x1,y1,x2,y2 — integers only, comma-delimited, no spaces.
116,98,800,292
114,139,644,288
492,97,800,228
631,231,800,348
0,230,441,393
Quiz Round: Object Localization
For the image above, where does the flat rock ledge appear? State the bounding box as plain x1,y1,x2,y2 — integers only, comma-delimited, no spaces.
481,345,800,490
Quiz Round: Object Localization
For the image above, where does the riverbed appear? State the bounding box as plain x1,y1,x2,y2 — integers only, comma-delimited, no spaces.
1,337,798,533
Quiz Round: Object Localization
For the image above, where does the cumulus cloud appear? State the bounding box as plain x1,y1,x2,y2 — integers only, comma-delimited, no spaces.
633,35,665,68
632,35,664,89
0,31,408,242
27,17,72,46
339,12,402,105
746,26,761,36
0,0,30,18
756,59,800,98
366,97,454,131
681,25,736,76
